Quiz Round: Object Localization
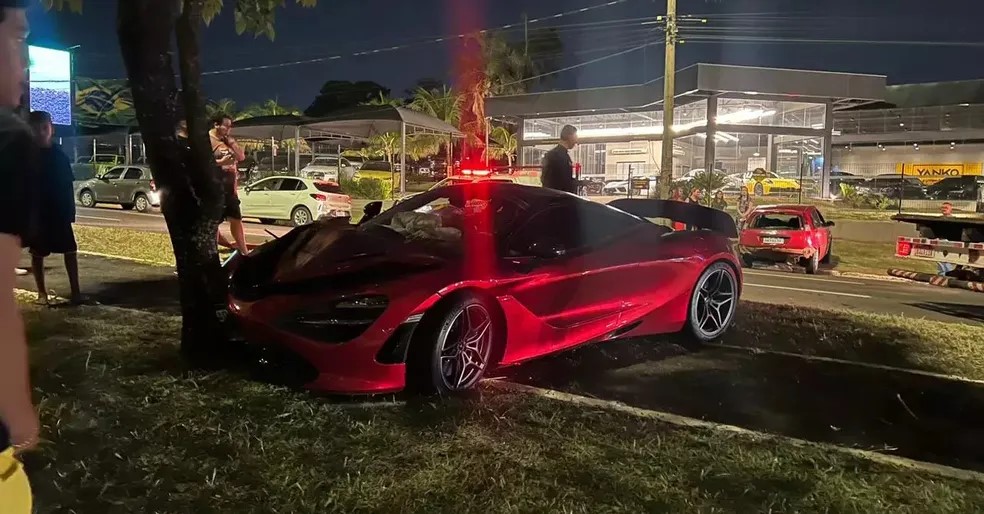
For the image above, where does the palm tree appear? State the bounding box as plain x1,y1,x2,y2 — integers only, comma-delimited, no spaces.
408,85,461,126
369,132,401,164
206,98,238,120
363,92,403,107
488,126,518,167
240,98,300,118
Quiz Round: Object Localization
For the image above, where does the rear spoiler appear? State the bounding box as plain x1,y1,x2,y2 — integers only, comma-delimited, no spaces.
608,199,738,238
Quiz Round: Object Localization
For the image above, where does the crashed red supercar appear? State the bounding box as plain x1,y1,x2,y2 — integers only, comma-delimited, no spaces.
226,183,742,395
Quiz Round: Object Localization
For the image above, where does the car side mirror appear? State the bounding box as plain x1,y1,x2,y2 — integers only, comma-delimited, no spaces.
825,221,835,227
360,201,383,224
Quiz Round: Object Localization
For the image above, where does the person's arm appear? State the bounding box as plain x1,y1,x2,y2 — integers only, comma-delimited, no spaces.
0,132,38,453
225,136,246,162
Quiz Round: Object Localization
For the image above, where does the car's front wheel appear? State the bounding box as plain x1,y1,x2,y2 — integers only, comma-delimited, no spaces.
676,261,739,346
753,182,765,196
79,189,95,208
408,292,499,395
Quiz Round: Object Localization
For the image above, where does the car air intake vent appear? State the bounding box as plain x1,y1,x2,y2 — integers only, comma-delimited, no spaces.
277,295,388,344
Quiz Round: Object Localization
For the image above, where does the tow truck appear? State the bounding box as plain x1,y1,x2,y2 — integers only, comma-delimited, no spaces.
890,187,984,288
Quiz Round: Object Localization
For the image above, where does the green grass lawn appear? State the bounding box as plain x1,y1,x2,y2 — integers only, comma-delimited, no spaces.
830,238,938,276
725,302,984,381
21,300,984,513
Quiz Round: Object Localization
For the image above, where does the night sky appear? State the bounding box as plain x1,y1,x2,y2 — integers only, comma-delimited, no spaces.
24,0,984,110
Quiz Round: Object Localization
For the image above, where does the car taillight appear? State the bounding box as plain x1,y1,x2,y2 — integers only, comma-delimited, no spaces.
896,240,912,256
311,193,328,202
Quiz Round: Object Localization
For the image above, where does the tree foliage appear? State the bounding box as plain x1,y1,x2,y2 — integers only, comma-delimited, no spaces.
304,80,390,116
487,126,517,167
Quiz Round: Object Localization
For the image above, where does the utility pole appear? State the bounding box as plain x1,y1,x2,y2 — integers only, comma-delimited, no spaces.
523,12,529,56
658,0,678,199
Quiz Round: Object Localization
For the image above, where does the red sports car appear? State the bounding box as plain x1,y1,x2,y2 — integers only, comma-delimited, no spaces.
738,204,835,274
228,183,742,395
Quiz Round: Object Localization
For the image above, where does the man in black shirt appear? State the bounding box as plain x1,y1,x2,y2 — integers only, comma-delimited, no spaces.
0,0,40,459
540,124,578,194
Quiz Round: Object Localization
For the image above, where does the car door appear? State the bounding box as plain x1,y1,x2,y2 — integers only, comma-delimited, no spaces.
497,199,649,361
93,167,124,201
116,167,144,204
810,208,831,256
271,178,308,220
240,177,281,219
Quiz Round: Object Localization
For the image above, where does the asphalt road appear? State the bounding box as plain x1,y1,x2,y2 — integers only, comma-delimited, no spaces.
74,206,984,324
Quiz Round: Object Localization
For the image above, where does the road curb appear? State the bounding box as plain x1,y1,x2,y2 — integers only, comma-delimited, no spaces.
487,380,984,485
889,268,984,293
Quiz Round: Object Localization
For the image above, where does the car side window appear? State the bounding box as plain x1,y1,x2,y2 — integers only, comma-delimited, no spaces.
813,209,827,227
123,168,143,180
102,168,124,180
251,179,281,191
506,200,637,257
278,179,304,191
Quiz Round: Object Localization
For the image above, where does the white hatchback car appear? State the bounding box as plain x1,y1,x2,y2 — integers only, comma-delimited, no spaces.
239,176,352,226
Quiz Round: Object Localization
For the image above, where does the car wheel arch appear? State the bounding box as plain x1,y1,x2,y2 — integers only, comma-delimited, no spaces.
416,287,508,367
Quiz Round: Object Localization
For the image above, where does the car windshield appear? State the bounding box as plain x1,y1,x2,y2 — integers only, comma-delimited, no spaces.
751,213,804,230
361,185,531,243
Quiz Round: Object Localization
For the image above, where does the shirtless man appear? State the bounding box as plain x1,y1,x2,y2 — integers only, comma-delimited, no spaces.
208,113,248,255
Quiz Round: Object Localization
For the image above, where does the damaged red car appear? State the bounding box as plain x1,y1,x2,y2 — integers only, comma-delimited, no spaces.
738,204,835,274
227,183,742,395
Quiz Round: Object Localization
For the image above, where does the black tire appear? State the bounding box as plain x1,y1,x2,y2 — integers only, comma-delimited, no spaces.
805,251,819,275
134,193,150,213
79,189,96,208
291,206,313,227
740,254,755,268
753,182,765,196
820,241,832,264
406,292,501,395
675,261,739,348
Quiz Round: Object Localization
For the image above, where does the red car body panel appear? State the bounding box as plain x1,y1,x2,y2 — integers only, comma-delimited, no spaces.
228,185,742,394
739,205,832,262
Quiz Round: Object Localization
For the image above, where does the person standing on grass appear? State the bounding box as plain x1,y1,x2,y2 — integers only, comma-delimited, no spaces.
540,124,578,194
938,201,956,276
0,1,40,510
27,110,83,306
209,113,248,255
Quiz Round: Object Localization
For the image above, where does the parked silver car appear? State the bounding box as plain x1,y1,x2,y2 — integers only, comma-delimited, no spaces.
75,165,161,213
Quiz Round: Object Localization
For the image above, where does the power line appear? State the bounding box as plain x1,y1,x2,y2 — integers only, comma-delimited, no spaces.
497,40,661,90
186,0,638,77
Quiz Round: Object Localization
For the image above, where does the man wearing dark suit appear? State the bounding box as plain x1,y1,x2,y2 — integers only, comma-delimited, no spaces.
540,124,578,194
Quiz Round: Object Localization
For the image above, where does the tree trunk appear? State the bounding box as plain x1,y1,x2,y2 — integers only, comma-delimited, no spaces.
117,0,229,367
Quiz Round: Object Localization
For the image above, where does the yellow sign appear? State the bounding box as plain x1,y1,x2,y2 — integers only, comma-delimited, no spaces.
895,163,983,184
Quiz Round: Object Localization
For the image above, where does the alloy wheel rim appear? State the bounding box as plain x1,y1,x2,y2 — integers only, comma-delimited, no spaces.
438,303,493,391
136,197,147,211
82,192,93,206
691,267,737,339
294,209,310,225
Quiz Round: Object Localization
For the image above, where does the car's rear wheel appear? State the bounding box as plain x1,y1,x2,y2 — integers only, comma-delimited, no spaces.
804,251,819,274
820,241,832,264
753,182,765,196
291,206,312,227
134,193,150,213
740,254,755,268
407,292,499,395
676,262,738,346
79,189,95,208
